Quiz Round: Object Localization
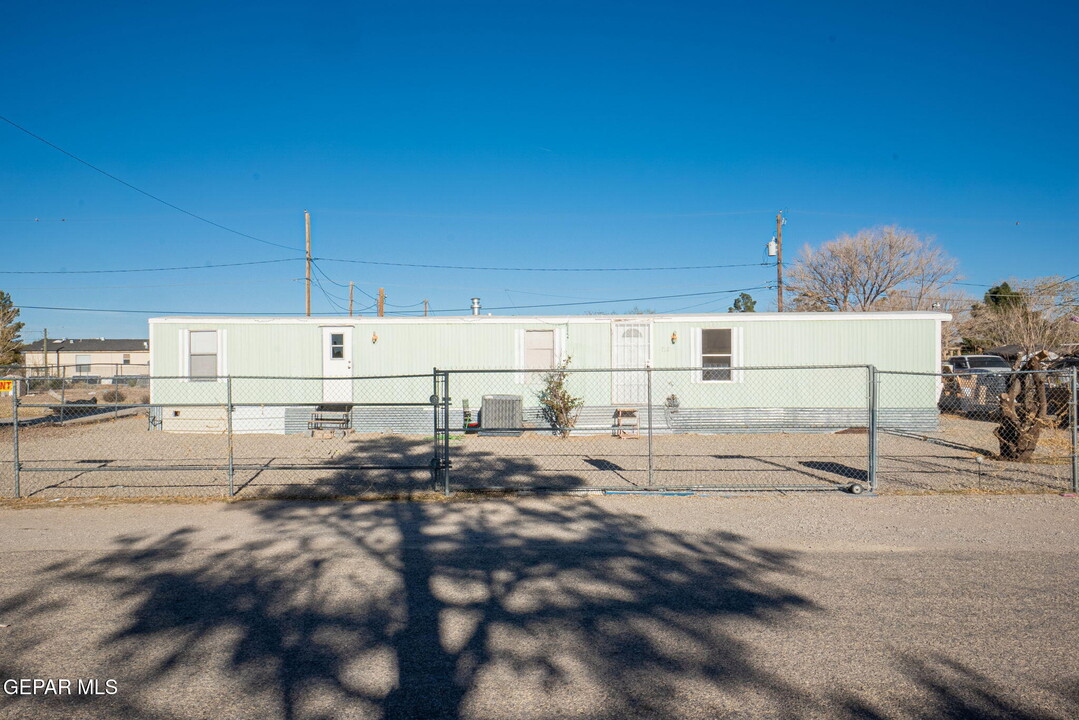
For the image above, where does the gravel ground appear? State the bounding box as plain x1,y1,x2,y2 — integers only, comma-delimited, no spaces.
0,413,1073,499
0,494,1076,720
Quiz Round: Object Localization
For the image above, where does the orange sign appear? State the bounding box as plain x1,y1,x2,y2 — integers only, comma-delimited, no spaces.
0,380,11,392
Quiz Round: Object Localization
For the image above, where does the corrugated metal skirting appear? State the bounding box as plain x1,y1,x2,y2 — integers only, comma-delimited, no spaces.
179,405,939,435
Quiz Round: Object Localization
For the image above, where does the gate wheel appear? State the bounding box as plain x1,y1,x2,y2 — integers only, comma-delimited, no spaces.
847,483,866,495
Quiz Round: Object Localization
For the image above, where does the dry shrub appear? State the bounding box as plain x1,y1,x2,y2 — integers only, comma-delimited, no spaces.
100,388,126,403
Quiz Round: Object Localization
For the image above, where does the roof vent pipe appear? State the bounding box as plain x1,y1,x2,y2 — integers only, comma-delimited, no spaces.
471,297,481,316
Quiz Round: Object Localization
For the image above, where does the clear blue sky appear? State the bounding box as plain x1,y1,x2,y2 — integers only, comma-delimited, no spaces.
2,0,1076,338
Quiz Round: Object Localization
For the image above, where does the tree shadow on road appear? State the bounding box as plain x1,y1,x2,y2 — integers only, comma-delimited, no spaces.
0,499,814,719
832,653,1076,720
2,500,1077,720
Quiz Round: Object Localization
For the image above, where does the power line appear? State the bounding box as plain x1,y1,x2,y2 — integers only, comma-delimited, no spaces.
310,262,381,302
1043,272,1079,292
17,305,327,315
314,280,352,305
387,284,777,315
0,114,303,252
954,274,1079,293
310,261,350,289
315,257,773,273
311,272,349,314
15,284,775,316
5,278,300,291
0,258,302,275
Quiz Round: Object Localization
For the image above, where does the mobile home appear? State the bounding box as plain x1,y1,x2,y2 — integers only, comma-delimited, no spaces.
148,312,949,434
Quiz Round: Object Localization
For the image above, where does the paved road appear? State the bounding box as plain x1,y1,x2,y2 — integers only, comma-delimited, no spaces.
0,495,1077,719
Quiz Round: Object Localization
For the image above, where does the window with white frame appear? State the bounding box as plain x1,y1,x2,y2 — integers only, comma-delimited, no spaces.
701,328,733,381
524,330,556,370
122,354,131,365
75,354,91,374
329,333,345,359
189,330,218,381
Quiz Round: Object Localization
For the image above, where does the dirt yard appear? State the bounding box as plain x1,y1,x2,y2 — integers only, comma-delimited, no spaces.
0,409,1073,499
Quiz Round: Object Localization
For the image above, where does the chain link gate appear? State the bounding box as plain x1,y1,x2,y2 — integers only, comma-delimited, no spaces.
432,369,452,495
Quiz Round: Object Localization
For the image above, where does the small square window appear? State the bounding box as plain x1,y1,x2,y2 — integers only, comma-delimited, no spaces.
330,333,345,359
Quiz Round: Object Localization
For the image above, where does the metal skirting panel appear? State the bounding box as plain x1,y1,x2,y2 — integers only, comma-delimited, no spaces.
351,406,466,435
666,407,937,433
167,405,938,436
160,406,227,433
285,406,317,434
522,405,671,436
878,408,940,432
232,406,288,434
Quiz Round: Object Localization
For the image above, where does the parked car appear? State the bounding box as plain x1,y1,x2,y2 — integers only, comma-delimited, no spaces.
945,355,1012,373
940,355,1011,416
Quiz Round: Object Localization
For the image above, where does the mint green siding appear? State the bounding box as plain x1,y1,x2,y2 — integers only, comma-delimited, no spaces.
149,315,941,411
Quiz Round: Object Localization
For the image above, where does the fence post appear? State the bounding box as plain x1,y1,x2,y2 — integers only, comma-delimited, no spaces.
867,365,878,493
442,370,451,497
431,368,439,491
59,376,65,425
12,378,20,499
646,365,654,486
1071,366,1077,494
226,375,234,497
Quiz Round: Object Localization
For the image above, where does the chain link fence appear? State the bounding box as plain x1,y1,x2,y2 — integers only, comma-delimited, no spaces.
1,362,150,381
877,369,1078,493
447,366,875,491
1,366,1076,498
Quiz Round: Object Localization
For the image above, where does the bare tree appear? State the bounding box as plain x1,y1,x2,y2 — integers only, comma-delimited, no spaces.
958,276,1079,362
957,277,1079,461
787,226,958,312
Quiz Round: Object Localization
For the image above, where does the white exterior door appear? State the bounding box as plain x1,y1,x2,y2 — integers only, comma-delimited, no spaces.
611,322,650,405
321,327,353,403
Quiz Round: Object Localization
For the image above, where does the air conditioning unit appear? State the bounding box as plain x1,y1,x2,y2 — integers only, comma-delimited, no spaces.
480,394,523,436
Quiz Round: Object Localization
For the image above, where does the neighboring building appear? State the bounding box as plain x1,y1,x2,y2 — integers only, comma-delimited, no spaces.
22,338,150,381
148,311,950,434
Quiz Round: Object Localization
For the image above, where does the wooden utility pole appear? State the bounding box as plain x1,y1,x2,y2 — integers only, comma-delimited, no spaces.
377,288,385,317
775,210,785,312
304,210,312,317
42,328,48,376
348,282,355,317
423,299,429,317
